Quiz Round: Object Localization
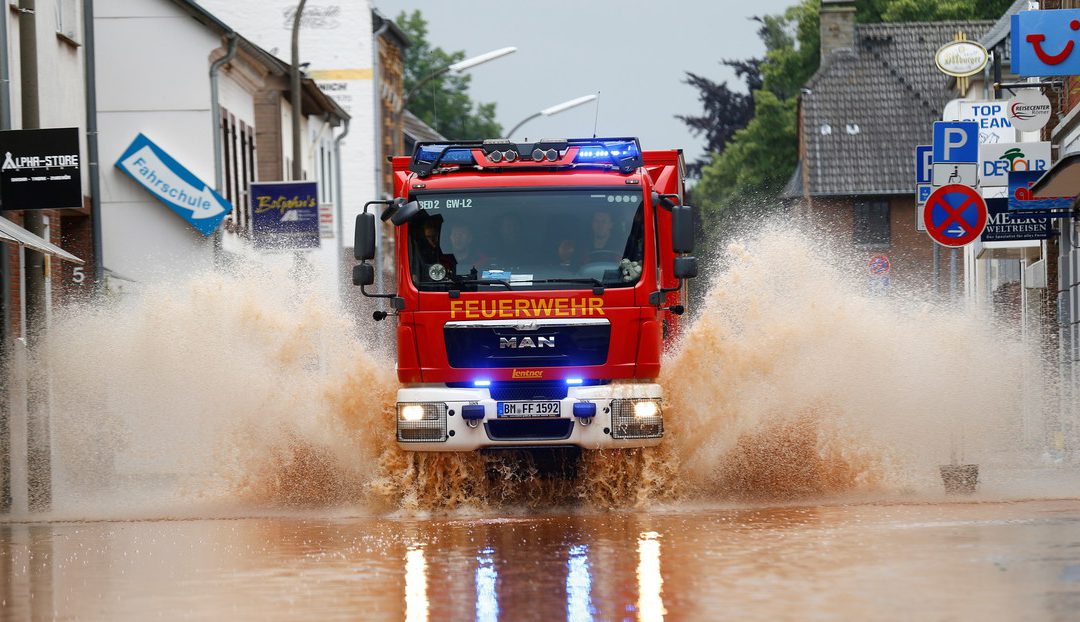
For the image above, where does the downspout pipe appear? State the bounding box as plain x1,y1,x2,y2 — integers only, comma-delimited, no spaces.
333,117,349,243
371,20,390,300
210,32,238,194
372,19,389,198
83,0,104,289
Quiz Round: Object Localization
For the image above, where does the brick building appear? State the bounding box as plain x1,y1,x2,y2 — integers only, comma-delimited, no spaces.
783,0,992,293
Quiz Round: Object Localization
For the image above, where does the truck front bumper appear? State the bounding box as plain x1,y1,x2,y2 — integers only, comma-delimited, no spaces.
394,383,663,451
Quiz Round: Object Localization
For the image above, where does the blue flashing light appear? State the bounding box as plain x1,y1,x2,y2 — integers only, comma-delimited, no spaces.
473,379,491,387
415,144,476,165
565,378,583,385
573,140,640,163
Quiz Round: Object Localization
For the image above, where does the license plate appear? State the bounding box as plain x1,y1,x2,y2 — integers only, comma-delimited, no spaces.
497,401,561,417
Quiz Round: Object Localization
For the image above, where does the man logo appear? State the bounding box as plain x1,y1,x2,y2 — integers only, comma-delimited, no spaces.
499,336,555,349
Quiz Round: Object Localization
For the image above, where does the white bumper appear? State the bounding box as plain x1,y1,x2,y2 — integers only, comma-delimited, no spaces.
394,383,664,451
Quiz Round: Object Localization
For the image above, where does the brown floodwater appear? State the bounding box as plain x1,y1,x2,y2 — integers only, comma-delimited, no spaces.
4,498,1080,621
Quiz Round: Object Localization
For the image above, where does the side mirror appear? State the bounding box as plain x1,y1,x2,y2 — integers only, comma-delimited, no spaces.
672,205,694,254
673,256,698,279
390,200,421,226
352,263,375,286
354,213,376,260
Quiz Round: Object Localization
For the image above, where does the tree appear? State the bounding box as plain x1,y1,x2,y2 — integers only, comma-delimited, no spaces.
677,60,761,176
395,11,502,140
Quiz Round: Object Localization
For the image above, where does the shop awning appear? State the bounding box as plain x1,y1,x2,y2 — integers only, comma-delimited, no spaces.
1032,152,1080,200
0,215,84,264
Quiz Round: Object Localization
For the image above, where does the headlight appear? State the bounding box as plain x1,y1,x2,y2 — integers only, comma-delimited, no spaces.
400,404,426,422
633,401,659,418
428,263,447,281
397,402,448,443
610,398,663,439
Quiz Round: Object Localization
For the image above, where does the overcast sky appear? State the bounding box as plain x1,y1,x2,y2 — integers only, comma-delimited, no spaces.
374,0,795,165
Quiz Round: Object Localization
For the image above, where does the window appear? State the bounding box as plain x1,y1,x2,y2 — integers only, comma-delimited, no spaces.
853,200,890,247
55,0,80,44
219,108,257,234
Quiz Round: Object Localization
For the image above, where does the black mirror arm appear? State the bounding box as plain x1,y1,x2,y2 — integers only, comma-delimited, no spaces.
648,283,685,314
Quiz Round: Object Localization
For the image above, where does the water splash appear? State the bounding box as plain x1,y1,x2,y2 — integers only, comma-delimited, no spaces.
663,223,1045,499
30,224,1056,516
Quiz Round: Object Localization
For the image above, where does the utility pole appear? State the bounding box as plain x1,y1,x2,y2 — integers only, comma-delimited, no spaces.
290,0,307,181
18,0,50,512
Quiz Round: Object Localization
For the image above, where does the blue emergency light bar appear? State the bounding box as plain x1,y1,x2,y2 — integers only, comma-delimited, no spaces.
410,137,643,176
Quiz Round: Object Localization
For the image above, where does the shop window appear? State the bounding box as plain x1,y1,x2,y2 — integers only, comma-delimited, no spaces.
853,201,890,247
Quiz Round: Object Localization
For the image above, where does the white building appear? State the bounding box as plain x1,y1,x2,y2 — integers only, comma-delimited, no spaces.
198,0,378,282
94,0,348,293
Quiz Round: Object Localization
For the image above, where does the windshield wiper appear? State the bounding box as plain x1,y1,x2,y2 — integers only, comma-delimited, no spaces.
446,277,512,296
524,278,605,294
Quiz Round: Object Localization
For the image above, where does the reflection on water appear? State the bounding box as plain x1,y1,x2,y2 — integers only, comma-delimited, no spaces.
566,544,594,621
476,547,499,622
405,545,428,622
3,500,1080,620
637,532,666,621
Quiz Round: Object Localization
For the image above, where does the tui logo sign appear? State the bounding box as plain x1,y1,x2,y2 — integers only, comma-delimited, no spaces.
1012,9,1080,76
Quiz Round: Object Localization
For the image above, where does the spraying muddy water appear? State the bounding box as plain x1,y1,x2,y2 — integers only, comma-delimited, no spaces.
15,226,1064,516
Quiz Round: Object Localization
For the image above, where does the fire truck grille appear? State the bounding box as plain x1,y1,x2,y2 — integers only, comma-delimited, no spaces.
444,322,610,369
485,419,574,442
489,382,568,401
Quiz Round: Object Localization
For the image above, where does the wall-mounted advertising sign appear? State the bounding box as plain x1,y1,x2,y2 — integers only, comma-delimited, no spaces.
982,198,1052,242
1008,170,1073,212
115,133,231,236
250,181,320,249
1007,90,1053,132
1012,9,1080,76
978,142,1051,187
935,40,989,77
0,127,82,211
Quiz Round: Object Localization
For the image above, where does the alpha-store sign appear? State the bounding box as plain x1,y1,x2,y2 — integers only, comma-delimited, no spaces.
0,127,82,211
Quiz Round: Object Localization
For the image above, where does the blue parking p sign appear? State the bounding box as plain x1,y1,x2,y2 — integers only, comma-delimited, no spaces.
933,122,978,163
916,145,932,184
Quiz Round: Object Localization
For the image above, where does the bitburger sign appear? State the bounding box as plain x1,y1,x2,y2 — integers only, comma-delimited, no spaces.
0,127,82,211
935,40,989,77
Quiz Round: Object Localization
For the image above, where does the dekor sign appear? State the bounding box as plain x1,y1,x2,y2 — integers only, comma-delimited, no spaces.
0,127,83,210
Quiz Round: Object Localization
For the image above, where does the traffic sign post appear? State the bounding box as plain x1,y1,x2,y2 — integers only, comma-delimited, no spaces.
923,184,989,247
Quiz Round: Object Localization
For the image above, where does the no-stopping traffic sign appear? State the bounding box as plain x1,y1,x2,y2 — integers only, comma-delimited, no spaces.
922,184,988,247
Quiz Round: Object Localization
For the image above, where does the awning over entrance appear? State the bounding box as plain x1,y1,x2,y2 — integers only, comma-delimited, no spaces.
0,215,84,264
1032,152,1080,200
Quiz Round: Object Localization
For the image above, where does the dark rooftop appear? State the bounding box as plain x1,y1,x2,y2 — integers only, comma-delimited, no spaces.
787,20,993,198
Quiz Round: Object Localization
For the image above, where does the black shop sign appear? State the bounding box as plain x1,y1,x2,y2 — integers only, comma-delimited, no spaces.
0,127,82,211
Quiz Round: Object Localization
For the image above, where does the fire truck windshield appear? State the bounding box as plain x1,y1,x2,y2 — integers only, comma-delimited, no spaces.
408,189,646,292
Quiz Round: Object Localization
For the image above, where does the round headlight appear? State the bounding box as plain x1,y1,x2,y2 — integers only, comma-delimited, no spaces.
545,149,558,161
504,150,519,162
428,263,447,281
489,151,504,163
532,148,545,162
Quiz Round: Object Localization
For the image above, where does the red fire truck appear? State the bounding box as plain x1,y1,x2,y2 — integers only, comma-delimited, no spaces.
353,138,696,453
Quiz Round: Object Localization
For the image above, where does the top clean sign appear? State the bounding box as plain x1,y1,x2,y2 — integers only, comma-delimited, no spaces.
1012,9,1080,76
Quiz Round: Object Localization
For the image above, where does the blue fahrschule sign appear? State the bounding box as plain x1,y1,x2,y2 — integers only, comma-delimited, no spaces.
115,133,231,237
250,180,320,249
1012,9,1080,77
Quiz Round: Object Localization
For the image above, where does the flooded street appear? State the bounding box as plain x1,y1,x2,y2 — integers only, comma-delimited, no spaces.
3,498,1080,620
4,229,1079,620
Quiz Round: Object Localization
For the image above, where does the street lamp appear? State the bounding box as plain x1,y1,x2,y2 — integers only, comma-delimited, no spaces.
506,94,599,139
396,46,517,154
